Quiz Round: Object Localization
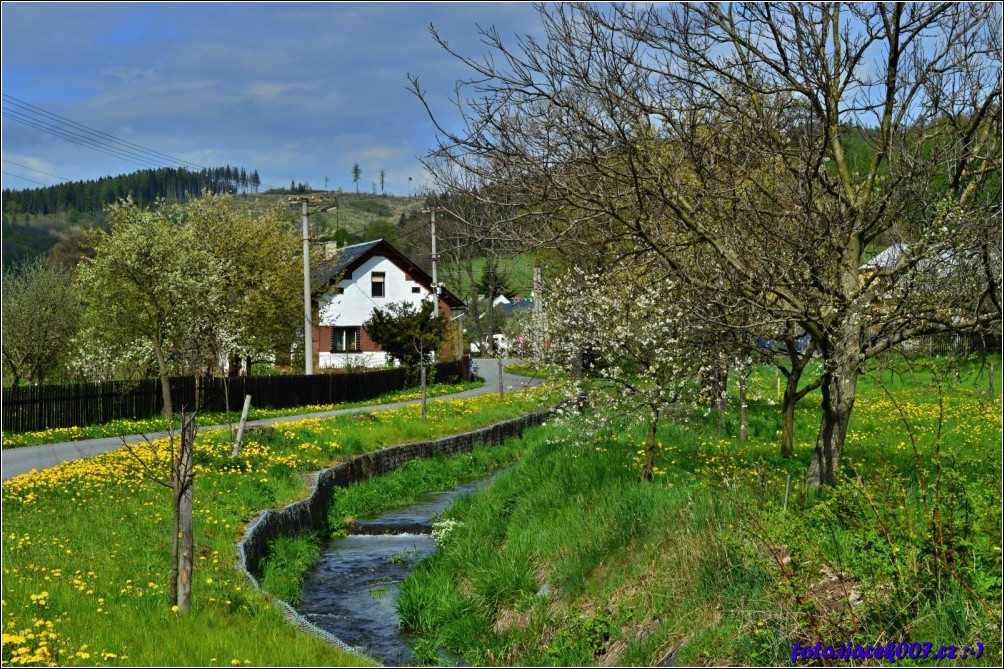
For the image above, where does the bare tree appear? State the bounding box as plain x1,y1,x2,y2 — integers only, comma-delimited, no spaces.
411,2,1001,486
122,412,196,612
424,185,523,358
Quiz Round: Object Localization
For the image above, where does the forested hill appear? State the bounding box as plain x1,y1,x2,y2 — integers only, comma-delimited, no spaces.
1,166,430,268
2,165,262,217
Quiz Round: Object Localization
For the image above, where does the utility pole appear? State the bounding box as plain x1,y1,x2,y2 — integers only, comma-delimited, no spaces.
421,206,446,408
299,199,312,375
533,265,544,361
431,209,440,316
289,196,338,375
423,207,446,316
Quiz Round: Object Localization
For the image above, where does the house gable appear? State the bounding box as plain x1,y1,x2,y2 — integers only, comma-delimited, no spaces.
313,239,465,369
318,253,436,327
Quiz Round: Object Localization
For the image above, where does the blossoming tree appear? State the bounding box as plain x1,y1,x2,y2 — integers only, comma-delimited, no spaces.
548,264,705,480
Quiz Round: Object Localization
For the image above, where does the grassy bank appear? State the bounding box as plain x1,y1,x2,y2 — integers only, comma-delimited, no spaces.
2,380,482,449
0,386,556,666
399,356,1002,665
259,437,531,605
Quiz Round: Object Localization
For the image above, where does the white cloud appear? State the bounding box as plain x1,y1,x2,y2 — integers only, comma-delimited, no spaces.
1,2,545,192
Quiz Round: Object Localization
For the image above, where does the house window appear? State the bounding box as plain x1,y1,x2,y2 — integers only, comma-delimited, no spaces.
331,327,361,352
412,286,421,294
371,272,385,297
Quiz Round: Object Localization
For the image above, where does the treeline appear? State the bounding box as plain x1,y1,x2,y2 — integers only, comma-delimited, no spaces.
265,180,313,195
2,165,262,217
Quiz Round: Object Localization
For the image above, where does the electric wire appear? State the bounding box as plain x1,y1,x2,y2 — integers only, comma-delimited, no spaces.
2,171,49,187
2,159,71,183
2,94,286,191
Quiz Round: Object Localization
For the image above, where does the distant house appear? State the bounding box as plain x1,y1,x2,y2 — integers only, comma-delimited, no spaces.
312,239,464,369
860,242,908,278
499,295,534,318
860,242,962,282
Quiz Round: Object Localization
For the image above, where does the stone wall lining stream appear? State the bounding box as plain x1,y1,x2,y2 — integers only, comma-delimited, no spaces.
234,409,554,661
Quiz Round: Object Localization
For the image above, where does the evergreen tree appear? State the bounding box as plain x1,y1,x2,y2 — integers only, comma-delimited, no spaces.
352,163,362,193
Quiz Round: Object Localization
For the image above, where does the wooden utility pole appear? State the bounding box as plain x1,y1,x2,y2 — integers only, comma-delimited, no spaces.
289,196,338,375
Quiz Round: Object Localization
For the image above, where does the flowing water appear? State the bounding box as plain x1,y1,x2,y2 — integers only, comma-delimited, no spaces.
296,477,495,666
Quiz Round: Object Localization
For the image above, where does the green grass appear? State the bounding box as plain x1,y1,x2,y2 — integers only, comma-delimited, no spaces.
398,355,1002,666
257,439,531,609
504,362,567,381
328,439,528,533
440,253,537,299
2,380,483,449
305,192,424,238
1,385,558,666
259,534,322,605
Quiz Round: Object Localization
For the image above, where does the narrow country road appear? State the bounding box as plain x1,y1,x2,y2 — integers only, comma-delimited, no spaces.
1,359,543,481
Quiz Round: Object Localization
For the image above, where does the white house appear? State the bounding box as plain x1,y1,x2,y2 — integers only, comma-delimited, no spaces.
311,239,464,369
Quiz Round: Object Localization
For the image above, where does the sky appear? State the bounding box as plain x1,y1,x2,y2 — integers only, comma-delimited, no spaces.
1,1,544,196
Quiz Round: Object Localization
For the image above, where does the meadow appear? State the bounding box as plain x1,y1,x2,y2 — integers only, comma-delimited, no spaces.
398,355,1002,665
1,381,481,449
0,385,556,666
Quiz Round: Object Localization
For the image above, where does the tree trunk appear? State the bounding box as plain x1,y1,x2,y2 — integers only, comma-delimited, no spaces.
779,331,819,458
168,489,180,607
464,263,486,357
780,372,799,458
571,349,583,381
176,413,195,613
229,352,241,377
806,340,860,488
497,357,504,397
706,361,729,412
153,340,173,421
420,365,427,421
738,371,748,443
642,410,659,481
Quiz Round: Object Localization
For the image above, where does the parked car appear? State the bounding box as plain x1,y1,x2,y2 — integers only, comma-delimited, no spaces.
470,334,509,356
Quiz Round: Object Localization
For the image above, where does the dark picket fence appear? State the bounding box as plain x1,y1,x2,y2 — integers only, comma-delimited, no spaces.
2,361,465,434
906,333,1001,357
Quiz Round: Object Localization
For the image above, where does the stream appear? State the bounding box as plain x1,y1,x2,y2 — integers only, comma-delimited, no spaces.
296,475,497,666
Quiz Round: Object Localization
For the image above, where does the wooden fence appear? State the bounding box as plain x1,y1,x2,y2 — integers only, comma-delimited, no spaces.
906,333,1001,357
2,361,465,434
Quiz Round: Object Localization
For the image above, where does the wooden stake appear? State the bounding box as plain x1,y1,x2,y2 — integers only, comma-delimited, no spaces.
421,365,427,421
783,472,792,512
230,395,252,457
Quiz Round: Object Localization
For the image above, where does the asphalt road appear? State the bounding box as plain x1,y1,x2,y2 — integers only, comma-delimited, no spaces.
1,359,543,481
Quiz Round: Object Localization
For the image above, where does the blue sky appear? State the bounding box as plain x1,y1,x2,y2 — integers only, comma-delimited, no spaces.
1,2,543,195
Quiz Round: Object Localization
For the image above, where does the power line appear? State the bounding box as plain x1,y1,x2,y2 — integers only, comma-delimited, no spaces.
2,159,70,183
3,107,171,170
2,171,49,187
2,106,177,169
2,94,202,170
2,94,287,191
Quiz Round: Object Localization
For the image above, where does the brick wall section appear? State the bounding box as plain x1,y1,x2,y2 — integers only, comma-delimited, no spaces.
360,327,379,353
236,409,553,579
317,326,331,353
